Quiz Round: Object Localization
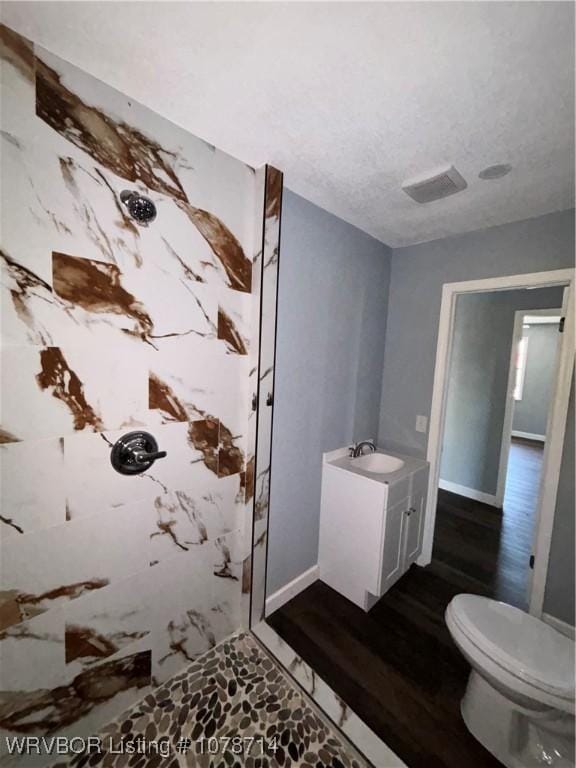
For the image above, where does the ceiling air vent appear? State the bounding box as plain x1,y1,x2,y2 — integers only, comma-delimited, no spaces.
402,165,467,204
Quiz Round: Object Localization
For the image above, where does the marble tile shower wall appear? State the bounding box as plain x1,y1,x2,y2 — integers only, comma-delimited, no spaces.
0,24,266,752
250,167,282,626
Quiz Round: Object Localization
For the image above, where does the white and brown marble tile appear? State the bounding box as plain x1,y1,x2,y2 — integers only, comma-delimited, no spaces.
0,21,280,754
249,166,283,626
147,339,250,451
0,501,148,631
148,474,243,565
0,344,148,441
146,535,238,685
239,165,267,628
0,650,152,754
63,421,217,521
34,45,254,293
0,437,66,538
63,575,151,676
216,286,251,356
0,610,65,692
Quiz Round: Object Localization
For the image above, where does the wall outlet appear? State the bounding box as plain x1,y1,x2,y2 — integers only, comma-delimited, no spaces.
415,415,428,433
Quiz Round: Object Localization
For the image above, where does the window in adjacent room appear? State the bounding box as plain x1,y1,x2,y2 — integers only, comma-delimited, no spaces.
513,332,529,401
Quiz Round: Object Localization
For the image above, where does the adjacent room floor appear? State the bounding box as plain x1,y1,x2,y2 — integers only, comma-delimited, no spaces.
268,438,544,768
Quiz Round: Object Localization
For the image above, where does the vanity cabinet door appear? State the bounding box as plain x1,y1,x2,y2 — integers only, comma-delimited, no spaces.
403,472,427,567
379,497,408,594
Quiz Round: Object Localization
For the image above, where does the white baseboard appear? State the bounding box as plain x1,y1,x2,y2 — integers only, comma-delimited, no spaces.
439,479,500,508
511,430,546,442
542,612,575,639
265,565,319,617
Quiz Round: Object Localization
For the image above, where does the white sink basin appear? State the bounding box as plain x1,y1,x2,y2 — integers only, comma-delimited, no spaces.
350,452,405,474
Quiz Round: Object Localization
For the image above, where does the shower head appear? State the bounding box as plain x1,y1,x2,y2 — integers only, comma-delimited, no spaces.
120,190,157,225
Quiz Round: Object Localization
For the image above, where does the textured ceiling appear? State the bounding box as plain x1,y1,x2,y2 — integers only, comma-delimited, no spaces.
2,1,574,247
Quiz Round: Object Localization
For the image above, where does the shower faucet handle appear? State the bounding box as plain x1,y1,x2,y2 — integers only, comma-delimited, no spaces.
133,449,167,464
110,431,167,475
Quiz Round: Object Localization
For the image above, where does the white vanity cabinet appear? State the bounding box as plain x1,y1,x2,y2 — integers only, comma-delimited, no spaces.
378,467,428,594
404,468,428,566
318,448,429,611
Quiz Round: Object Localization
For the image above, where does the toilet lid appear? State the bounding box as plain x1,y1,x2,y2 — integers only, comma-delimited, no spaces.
450,594,575,699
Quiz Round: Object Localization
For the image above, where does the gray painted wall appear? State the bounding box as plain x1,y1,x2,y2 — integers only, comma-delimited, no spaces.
267,190,392,595
377,208,574,625
378,208,575,457
543,371,575,625
513,323,560,437
267,204,573,623
440,288,563,496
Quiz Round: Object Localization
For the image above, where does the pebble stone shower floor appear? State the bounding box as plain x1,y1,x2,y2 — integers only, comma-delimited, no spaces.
59,633,369,768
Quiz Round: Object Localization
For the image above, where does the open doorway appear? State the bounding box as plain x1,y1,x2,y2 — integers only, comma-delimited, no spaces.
423,269,574,618
497,310,564,599
500,309,563,503
436,291,564,610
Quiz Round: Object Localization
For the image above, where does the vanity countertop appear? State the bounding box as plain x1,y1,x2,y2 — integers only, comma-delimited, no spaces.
327,448,428,486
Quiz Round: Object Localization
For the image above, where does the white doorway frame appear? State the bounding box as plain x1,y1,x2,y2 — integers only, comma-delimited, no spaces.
419,268,575,617
496,307,564,508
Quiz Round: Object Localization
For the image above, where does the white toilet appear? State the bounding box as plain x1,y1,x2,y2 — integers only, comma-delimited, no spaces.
446,594,575,768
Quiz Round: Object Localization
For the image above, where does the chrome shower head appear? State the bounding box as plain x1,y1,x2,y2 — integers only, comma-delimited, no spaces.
120,190,157,225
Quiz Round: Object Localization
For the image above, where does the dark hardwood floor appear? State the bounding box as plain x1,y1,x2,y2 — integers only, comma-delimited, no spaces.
268,439,544,768
434,437,543,611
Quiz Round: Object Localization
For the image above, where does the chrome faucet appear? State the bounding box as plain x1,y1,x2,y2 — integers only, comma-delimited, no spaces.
350,440,376,458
